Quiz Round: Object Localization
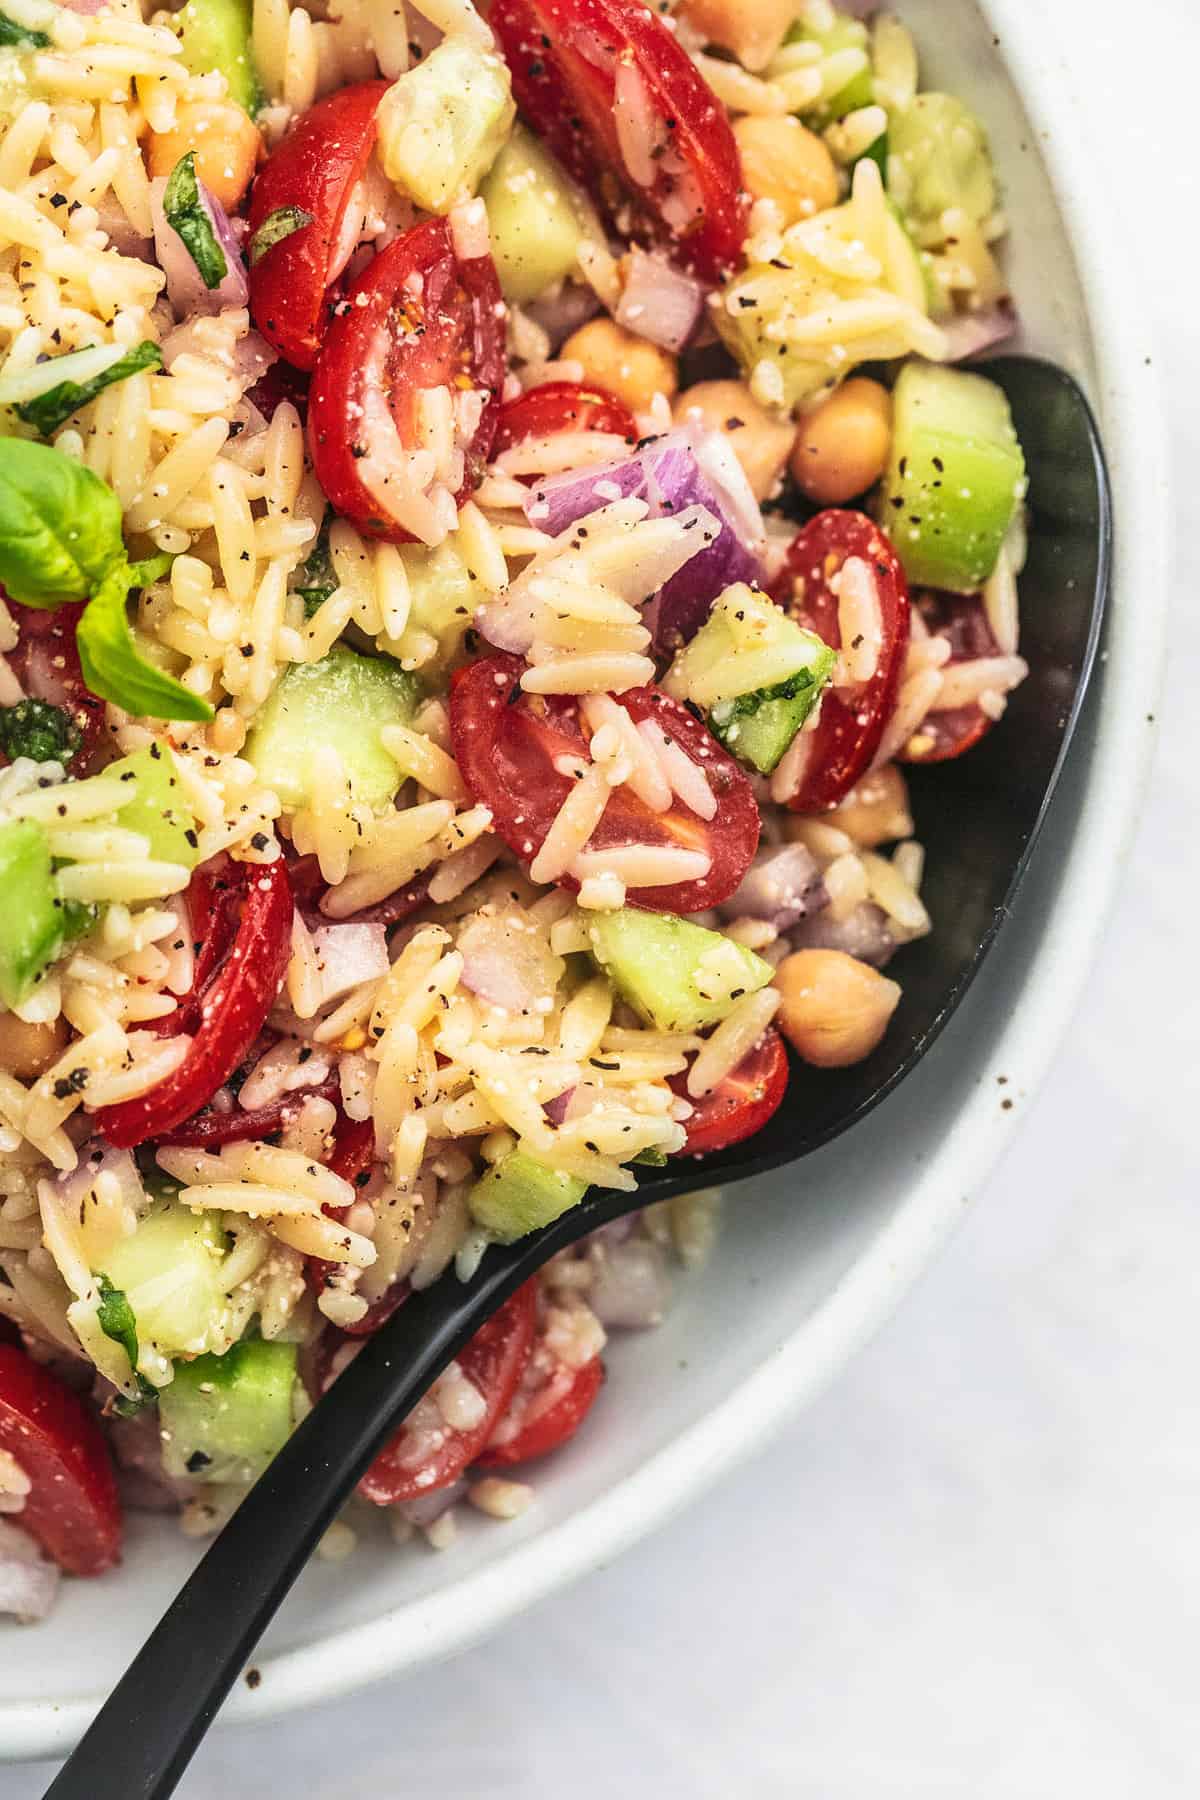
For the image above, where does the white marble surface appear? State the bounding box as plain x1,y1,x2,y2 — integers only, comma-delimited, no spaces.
12,2,1200,1792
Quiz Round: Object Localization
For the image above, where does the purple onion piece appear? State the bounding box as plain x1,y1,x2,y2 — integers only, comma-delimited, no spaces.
940,300,1018,364
543,1087,576,1127
523,427,765,650
717,843,828,931
789,900,897,969
150,175,249,318
614,248,704,352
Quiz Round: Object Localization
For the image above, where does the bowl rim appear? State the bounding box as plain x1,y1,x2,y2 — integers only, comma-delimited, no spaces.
6,0,1170,1758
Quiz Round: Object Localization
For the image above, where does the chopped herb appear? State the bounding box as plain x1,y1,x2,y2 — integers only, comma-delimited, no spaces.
163,152,228,290
0,697,80,765
248,205,314,267
15,341,162,439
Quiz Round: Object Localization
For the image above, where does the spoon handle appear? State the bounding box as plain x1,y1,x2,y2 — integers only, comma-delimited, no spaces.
44,1246,533,1800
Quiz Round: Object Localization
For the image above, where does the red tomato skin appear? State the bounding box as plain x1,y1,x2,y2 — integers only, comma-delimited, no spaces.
771,510,911,812
247,80,389,371
152,1071,343,1150
6,600,106,774
673,1026,788,1156
899,592,1000,765
477,1354,604,1469
450,653,760,914
492,0,748,282
358,1281,538,1504
492,381,637,459
0,1344,121,1577
308,217,504,544
94,859,293,1148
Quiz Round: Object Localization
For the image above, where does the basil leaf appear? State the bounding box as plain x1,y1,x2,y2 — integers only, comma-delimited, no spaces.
163,151,227,290
77,555,214,723
293,514,335,618
97,1276,155,1414
16,340,163,439
0,11,49,47
0,437,125,605
0,696,80,763
248,204,314,267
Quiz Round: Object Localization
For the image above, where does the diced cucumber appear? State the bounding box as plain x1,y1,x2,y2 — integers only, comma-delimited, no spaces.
106,745,200,870
784,15,873,123
888,94,995,239
480,125,584,306
710,678,824,777
399,537,478,661
375,37,514,215
878,361,1026,592
468,1151,587,1243
587,908,773,1035
173,0,262,115
244,645,420,812
0,818,63,1008
159,1338,297,1484
100,1203,229,1360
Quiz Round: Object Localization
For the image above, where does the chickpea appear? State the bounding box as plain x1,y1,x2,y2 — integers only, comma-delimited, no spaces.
774,949,900,1069
678,0,798,72
560,319,678,415
146,100,262,214
673,379,794,502
0,1013,69,1081
828,763,914,849
733,117,839,227
790,377,892,507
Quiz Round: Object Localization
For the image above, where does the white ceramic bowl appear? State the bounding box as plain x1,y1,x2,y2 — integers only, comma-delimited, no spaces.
0,0,1169,1759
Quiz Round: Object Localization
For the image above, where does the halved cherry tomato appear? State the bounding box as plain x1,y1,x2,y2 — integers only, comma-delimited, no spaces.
477,1347,604,1469
492,0,748,282
672,1025,788,1156
358,1280,538,1503
449,652,760,913
492,380,637,461
899,592,1001,765
153,1070,343,1149
6,600,105,774
247,80,388,371
771,510,911,813
0,1344,121,1576
94,858,292,1148
307,217,505,544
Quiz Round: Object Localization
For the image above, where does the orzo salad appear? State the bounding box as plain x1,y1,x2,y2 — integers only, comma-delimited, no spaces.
0,0,1028,1609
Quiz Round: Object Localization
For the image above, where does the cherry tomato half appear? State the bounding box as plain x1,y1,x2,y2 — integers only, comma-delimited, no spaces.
6,600,105,774
247,80,388,371
477,1348,604,1469
307,217,505,544
673,1025,788,1156
492,380,637,462
771,510,911,812
0,1344,121,1576
899,591,1001,765
358,1280,538,1503
450,653,760,913
492,0,748,282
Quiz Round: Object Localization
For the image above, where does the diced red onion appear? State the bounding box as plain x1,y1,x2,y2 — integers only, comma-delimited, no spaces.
0,1525,59,1621
458,911,563,1014
789,900,896,968
522,426,765,648
587,1238,672,1329
543,1087,576,1127
615,248,704,352
940,300,1018,363
718,843,827,931
398,1480,466,1528
54,1145,143,1218
150,176,249,318
310,923,390,1007
525,282,602,351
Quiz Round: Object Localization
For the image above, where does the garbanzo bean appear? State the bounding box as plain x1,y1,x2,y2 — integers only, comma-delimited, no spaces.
733,116,839,226
560,318,678,415
146,100,262,214
828,763,914,849
0,1013,69,1081
774,949,900,1068
673,379,794,502
790,377,892,506
678,0,799,72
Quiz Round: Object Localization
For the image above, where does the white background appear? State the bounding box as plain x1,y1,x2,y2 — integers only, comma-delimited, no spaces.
12,0,1200,1792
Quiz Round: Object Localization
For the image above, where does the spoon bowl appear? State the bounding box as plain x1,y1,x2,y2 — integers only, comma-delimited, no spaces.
45,355,1110,1800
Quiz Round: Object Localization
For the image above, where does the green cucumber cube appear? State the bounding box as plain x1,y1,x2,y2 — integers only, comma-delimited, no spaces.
376,37,515,214
107,745,200,869
879,361,1026,592
174,0,262,114
101,1203,229,1360
244,645,420,812
0,818,63,1008
587,908,773,1035
480,125,585,306
159,1338,297,1483
888,93,996,236
468,1151,587,1243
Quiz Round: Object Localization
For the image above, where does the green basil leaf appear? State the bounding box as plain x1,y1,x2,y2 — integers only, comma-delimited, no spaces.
163,151,228,290
0,11,49,47
248,204,314,267
293,512,335,617
77,556,214,723
16,340,163,439
0,437,125,606
97,1276,155,1413
0,696,80,763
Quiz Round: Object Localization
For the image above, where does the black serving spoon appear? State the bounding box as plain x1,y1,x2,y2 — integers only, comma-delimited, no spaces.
45,356,1110,1800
